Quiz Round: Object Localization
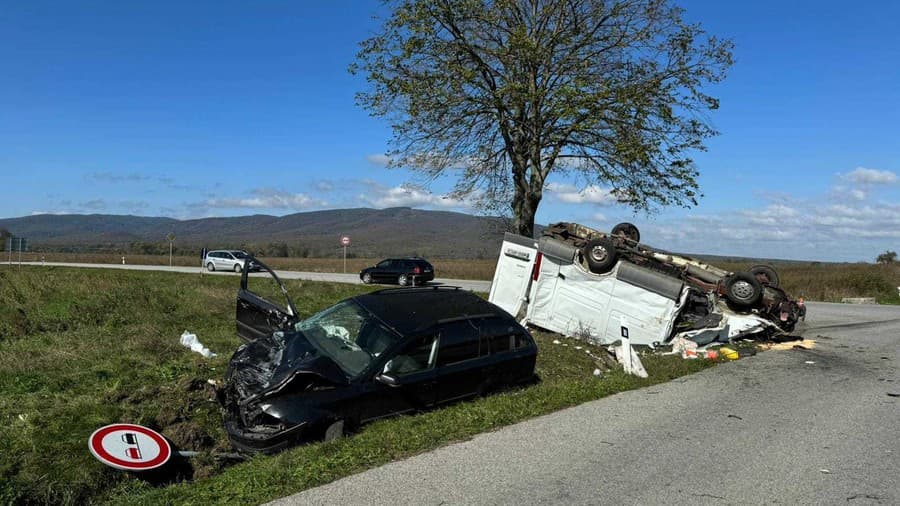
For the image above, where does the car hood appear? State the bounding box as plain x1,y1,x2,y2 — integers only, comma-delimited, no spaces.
225,329,348,403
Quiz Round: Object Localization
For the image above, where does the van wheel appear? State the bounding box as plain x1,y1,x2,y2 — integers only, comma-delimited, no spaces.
611,222,640,243
583,237,617,274
206,262,216,272
398,274,409,286
749,264,779,288
725,272,763,308
233,264,243,273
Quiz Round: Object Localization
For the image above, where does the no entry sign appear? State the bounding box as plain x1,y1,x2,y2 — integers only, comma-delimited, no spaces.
341,236,351,246
88,423,172,471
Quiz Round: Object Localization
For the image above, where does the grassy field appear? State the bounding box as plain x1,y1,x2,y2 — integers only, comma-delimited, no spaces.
12,252,900,303
0,266,715,505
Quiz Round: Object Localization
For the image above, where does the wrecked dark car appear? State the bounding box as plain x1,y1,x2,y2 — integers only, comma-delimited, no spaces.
220,259,537,454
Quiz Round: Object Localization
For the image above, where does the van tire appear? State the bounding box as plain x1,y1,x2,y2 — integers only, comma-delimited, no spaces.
584,237,617,274
611,222,640,243
749,264,779,288
725,272,763,308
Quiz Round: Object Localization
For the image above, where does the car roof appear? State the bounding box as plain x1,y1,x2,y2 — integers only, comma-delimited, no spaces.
353,287,503,335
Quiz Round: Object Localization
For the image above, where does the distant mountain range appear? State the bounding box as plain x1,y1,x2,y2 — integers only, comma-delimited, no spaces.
0,208,512,259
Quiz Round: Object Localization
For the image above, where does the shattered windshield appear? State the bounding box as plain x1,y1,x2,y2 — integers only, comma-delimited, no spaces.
295,300,402,378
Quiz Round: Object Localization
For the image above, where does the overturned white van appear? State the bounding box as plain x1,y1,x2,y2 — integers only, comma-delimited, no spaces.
489,225,801,347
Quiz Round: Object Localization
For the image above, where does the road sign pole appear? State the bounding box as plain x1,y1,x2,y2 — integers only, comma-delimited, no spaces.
169,241,173,267
343,245,347,274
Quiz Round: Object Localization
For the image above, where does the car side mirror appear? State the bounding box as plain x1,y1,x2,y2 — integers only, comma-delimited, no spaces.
375,373,400,387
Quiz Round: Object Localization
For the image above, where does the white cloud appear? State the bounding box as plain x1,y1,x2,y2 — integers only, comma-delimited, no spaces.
841,167,898,185
358,181,477,210
546,183,619,205
202,189,326,210
366,154,392,167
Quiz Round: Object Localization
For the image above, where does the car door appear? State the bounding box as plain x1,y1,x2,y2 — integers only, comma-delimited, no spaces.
434,320,489,403
374,260,392,282
236,257,300,341
355,334,438,423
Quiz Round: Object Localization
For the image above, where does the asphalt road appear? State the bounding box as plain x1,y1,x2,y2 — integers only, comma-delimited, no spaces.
15,261,492,292
272,301,900,505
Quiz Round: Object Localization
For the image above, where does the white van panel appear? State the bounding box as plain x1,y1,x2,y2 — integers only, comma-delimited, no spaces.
526,256,677,346
488,234,538,317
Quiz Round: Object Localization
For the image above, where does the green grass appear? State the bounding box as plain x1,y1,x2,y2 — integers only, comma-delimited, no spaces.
0,266,715,505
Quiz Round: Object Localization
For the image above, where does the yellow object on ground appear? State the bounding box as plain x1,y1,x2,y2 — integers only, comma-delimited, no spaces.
720,347,739,360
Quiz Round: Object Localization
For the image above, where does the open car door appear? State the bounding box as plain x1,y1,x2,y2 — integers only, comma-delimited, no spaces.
236,257,300,341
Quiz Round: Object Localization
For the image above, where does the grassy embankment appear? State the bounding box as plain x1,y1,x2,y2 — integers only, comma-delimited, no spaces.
16,252,900,304
1,266,714,505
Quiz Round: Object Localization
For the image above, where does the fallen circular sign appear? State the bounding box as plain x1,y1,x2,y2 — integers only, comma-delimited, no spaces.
88,423,172,471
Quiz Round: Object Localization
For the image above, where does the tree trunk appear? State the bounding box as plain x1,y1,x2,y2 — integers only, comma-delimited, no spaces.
511,187,540,238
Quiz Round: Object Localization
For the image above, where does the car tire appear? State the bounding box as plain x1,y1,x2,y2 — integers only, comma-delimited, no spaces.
583,237,618,274
233,263,243,273
611,222,640,243
398,274,409,286
362,272,372,284
725,272,763,308
323,420,344,442
206,262,216,272
749,264,780,288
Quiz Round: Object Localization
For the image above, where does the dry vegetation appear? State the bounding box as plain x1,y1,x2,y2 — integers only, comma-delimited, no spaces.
9,252,900,303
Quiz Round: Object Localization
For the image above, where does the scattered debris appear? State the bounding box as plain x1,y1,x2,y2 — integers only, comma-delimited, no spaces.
180,331,217,358
820,469,832,474
610,341,648,378
760,339,816,352
720,347,739,360
727,414,743,420
887,393,900,398
553,339,561,344
805,361,816,365
592,368,602,377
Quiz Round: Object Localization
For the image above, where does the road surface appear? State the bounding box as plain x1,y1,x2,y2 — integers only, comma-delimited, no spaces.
15,261,492,292
271,301,900,505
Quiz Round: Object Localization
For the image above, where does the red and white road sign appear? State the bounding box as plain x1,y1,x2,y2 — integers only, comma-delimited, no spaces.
341,236,351,246
88,423,172,471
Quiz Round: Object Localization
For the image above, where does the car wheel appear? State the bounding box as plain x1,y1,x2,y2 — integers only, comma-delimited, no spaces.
583,237,618,274
611,222,640,243
206,262,216,272
398,274,409,286
725,272,763,308
324,420,344,442
233,263,243,273
749,264,780,288
362,272,372,284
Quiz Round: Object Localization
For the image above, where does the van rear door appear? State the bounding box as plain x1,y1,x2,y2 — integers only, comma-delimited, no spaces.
488,233,538,317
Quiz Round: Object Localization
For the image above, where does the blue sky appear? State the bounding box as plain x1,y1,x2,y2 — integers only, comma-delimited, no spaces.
1,0,898,261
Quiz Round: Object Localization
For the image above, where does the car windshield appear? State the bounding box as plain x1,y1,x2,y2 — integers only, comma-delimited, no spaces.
295,300,402,378
231,251,248,259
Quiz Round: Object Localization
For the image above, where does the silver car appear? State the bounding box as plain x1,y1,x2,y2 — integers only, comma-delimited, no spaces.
205,250,256,272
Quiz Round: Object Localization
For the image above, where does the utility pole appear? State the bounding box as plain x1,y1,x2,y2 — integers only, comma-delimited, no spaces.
167,232,175,267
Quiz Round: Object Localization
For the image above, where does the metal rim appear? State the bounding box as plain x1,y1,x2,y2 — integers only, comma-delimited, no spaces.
362,273,371,283
590,244,609,263
398,274,408,286
731,280,755,300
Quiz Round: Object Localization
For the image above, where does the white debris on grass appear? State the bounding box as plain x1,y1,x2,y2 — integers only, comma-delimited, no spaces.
552,339,561,344
593,369,602,377
180,331,217,358
610,341,648,378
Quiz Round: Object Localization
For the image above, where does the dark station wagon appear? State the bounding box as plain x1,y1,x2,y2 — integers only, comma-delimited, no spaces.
359,257,435,286
220,258,537,454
